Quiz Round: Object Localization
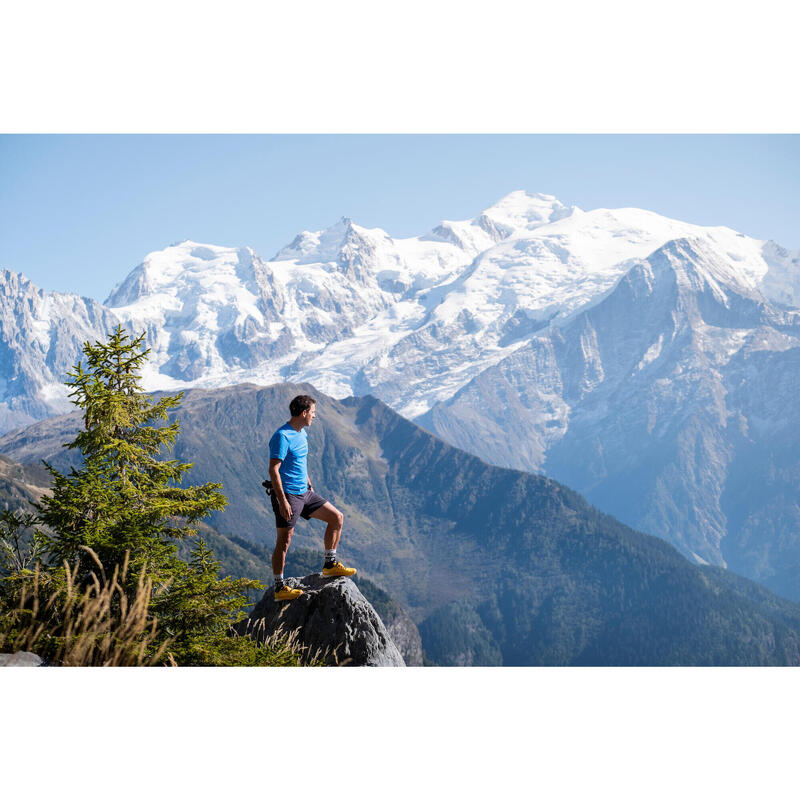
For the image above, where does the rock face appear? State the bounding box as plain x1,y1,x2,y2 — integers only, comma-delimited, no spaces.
236,574,405,667
0,651,44,666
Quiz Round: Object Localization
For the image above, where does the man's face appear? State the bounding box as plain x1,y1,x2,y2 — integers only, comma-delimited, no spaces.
302,404,316,427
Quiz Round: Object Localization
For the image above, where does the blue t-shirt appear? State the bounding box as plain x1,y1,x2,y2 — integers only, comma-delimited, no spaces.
268,423,309,495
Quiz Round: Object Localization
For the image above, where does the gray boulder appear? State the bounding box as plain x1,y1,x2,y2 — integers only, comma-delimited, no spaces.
236,574,405,666
0,651,44,667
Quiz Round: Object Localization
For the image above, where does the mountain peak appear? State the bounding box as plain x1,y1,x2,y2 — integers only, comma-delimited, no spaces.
646,235,767,299
272,216,384,264
104,240,256,307
478,190,577,233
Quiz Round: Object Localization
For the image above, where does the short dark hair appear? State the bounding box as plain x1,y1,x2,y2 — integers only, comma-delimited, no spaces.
290,394,316,417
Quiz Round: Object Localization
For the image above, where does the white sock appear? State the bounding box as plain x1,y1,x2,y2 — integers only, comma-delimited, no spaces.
274,573,284,585
325,549,336,563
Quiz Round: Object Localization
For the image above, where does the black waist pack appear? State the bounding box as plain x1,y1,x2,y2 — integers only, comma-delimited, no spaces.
261,479,274,496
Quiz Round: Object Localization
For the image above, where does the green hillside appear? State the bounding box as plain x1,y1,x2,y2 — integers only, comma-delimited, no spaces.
4,382,800,665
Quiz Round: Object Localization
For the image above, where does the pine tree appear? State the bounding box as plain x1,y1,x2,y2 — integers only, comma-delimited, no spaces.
36,325,227,586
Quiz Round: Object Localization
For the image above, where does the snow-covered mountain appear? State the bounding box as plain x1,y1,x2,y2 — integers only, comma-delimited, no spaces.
1,190,800,598
0,269,121,430
98,191,800,419
420,235,800,591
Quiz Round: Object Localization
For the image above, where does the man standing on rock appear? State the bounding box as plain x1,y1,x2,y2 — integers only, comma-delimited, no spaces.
267,394,356,600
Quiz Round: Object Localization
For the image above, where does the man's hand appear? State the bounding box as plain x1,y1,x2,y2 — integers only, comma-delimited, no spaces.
269,458,293,522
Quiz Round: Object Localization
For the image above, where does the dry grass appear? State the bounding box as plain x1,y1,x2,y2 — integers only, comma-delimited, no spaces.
237,614,347,666
2,547,331,667
0,546,173,666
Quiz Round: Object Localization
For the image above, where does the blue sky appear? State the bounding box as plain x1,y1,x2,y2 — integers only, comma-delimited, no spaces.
1,134,798,302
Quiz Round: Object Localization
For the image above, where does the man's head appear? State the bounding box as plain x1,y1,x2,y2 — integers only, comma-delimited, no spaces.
289,394,316,427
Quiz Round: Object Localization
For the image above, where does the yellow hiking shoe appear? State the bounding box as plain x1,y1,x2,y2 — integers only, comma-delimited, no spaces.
322,560,357,578
274,584,303,601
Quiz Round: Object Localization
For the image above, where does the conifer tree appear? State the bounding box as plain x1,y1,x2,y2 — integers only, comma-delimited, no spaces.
36,325,227,586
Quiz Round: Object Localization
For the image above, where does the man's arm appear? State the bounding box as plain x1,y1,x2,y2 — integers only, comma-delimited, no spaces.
269,458,293,522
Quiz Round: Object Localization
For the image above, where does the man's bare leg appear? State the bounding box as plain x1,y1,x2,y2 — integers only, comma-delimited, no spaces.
272,526,294,575
311,503,356,577
310,502,343,550
272,526,304,599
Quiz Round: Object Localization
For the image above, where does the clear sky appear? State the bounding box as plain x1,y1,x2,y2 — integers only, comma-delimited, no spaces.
1,134,798,302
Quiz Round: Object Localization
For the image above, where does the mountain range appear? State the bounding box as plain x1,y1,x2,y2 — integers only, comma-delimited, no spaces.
1,191,799,601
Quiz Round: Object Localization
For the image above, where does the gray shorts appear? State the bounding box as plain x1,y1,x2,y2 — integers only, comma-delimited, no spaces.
271,489,328,529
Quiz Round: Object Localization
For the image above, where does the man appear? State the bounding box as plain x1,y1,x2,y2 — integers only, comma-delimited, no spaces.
267,394,356,601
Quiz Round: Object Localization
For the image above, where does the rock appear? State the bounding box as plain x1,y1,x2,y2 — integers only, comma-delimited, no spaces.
236,574,405,666
0,651,44,667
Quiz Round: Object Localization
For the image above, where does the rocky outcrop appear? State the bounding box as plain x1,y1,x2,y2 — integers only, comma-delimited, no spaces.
235,574,405,666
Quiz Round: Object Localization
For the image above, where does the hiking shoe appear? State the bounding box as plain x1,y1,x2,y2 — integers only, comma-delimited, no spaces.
322,560,357,578
274,584,304,601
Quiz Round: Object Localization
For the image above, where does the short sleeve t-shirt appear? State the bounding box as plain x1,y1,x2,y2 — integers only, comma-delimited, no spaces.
268,423,309,495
